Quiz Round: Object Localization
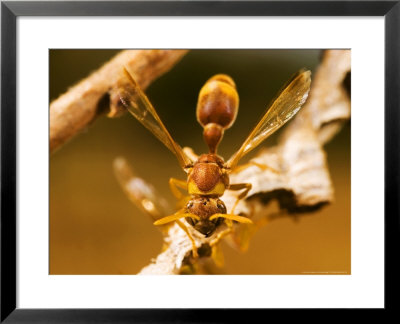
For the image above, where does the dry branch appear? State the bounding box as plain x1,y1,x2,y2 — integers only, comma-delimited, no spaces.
50,49,188,153
139,50,351,275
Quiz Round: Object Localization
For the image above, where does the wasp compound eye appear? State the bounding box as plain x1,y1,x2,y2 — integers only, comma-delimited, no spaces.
217,200,227,213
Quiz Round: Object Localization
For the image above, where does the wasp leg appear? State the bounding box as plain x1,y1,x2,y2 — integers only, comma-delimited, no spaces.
227,183,252,214
211,244,225,268
153,211,200,258
209,219,233,267
176,220,199,258
230,222,257,252
210,225,233,247
230,210,287,252
232,161,279,174
169,178,191,209
154,211,200,226
169,178,187,199
209,213,253,264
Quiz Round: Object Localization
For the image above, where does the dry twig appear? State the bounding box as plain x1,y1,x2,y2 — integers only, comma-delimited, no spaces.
50,50,188,152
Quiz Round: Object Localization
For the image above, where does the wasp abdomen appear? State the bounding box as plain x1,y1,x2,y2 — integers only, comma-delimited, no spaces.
202,123,223,154
196,74,239,153
197,74,239,129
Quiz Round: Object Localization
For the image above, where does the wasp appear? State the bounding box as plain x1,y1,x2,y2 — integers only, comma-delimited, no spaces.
117,68,311,258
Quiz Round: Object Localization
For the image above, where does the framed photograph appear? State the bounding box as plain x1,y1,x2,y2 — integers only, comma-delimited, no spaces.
1,0,398,321
48,48,351,277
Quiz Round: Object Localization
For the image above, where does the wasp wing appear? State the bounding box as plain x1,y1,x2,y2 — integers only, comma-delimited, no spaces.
118,68,192,170
113,157,172,221
226,70,311,170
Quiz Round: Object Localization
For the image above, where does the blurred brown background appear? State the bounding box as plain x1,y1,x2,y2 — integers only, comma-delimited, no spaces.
49,50,350,274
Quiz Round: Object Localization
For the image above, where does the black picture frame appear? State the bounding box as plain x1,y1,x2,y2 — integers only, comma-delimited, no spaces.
1,0,399,322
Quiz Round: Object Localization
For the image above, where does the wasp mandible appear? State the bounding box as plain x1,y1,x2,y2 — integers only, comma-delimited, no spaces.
117,68,311,258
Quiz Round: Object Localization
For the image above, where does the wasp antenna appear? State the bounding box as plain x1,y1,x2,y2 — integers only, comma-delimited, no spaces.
209,213,253,224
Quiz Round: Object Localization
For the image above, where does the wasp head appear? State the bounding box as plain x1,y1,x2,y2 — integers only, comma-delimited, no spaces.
185,197,226,237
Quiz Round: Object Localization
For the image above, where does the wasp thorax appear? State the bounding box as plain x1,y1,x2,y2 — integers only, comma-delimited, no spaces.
185,197,226,236
188,154,229,196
